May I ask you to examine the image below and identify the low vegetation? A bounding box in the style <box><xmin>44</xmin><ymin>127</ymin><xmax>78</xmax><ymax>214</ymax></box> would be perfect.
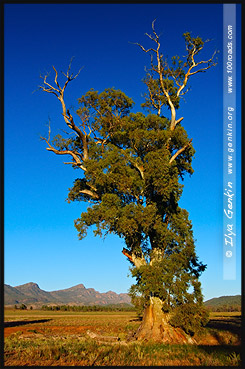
<box><xmin>40</xmin><ymin>304</ymin><xmax>135</xmax><ymax>312</ymax></box>
<box><xmin>4</xmin><ymin>309</ymin><xmax>241</xmax><ymax>366</ymax></box>
<box><xmin>206</xmin><ymin>305</ymin><xmax>241</xmax><ymax>312</ymax></box>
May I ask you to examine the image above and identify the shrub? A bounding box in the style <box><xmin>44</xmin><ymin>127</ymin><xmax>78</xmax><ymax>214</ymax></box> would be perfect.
<box><xmin>169</xmin><ymin>303</ymin><xmax>209</xmax><ymax>336</ymax></box>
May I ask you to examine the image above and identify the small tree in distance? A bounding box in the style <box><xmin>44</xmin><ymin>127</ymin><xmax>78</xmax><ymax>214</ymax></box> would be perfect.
<box><xmin>39</xmin><ymin>21</ymin><xmax>217</xmax><ymax>343</ymax></box>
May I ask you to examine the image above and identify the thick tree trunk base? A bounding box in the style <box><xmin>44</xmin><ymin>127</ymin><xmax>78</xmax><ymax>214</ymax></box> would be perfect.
<box><xmin>136</xmin><ymin>297</ymin><xmax>195</xmax><ymax>344</ymax></box>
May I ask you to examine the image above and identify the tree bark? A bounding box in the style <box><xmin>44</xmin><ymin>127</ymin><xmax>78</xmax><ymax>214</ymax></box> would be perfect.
<box><xmin>136</xmin><ymin>297</ymin><xmax>195</xmax><ymax>344</ymax></box>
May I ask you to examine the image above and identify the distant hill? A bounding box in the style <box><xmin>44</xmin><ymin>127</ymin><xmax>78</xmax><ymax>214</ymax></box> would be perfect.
<box><xmin>204</xmin><ymin>295</ymin><xmax>241</xmax><ymax>311</ymax></box>
<box><xmin>4</xmin><ymin>282</ymin><xmax>131</xmax><ymax>307</ymax></box>
<box><xmin>204</xmin><ymin>295</ymin><xmax>241</xmax><ymax>306</ymax></box>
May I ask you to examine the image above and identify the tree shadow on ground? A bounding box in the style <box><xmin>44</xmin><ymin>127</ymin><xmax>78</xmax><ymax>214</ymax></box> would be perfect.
<box><xmin>198</xmin><ymin>344</ymin><xmax>241</xmax><ymax>354</ymax></box>
<box><xmin>197</xmin><ymin>344</ymin><xmax>242</xmax><ymax>365</ymax></box>
<box><xmin>129</xmin><ymin>317</ymin><xmax>142</xmax><ymax>322</ymax></box>
<box><xmin>206</xmin><ymin>316</ymin><xmax>241</xmax><ymax>335</ymax></box>
<box><xmin>4</xmin><ymin>319</ymin><xmax>52</xmax><ymax>328</ymax></box>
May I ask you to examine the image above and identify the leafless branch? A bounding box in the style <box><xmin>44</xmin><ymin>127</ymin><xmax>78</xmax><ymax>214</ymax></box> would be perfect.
<box><xmin>39</xmin><ymin>73</ymin><xmax>60</xmax><ymax>97</ymax></box>
<box><xmin>176</xmin><ymin>49</ymin><xmax>217</xmax><ymax>98</ymax></box>
<box><xmin>39</xmin><ymin>61</ymin><xmax>90</xmax><ymax>161</ymax></box>
<box><xmin>130</xmin><ymin>41</ymin><xmax>156</xmax><ymax>54</ymax></box>
<box><xmin>78</xmin><ymin>189</ymin><xmax>100</xmax><ymax>200</ymax></box>
<box><xmin>175</xmin><ymin>117</ymin><xmax>184</xmax><ymax>126</ymax></box>
<box><xmin>169</xmin><ymin>139</ymin><xmax>193</xmax><ymax>164</ymax></box>
<box><xmin>40</xmin><ymin>133</ymin><xmax>87</xmax><ymax>172</ymax></box>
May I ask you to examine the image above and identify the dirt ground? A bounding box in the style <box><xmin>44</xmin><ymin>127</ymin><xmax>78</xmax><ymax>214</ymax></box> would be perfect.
<box><xmin>4</xmin><ymin>310</ymin><xmax>241</xmax><ymax>345</ymax></box>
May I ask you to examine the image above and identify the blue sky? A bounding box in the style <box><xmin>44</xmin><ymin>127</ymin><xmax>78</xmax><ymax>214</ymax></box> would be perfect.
<box><xmin>4</xmin><ymin>4</ymin><xmax>241</xmax><ymax>301</ymax></box>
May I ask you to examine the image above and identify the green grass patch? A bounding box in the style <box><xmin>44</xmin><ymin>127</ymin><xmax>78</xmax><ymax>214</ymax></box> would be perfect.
<box><xmin>4</xmin><ymin>336</ymin><xmax>242</xmax><ymax>366</ymax></box>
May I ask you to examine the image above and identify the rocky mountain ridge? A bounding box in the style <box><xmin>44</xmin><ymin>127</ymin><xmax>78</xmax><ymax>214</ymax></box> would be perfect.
<box><xmin>4</xmin><ymin>282</ymin><xmax>131</xmax><ymax>307</ymax></box>
<box><xmin>4</xmin><ymin>282</ymin><xmax>241</xmax><ymax>309</ymax></box>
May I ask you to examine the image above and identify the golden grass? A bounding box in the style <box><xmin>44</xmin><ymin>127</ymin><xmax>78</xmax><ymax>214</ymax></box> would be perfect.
<box><xmin>4</xmin><ymin>309</ymin><xmax>242</xmax><ymax>366</ymax></box>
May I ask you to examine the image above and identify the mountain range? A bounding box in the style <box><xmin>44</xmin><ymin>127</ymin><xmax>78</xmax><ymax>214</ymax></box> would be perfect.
<box><xmin>4</xmin><ymin>282</ymin><xmax>241</xmax><ymax>309</ymax></box>
<box><xmin>4</xmin><ymin>282</ymin><xmax>131</xmax><ymax>307</ymax></box>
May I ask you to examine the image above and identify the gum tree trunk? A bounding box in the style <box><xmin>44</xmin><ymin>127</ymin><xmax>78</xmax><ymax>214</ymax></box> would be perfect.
<box><xmin>123</xmin><ymin>250</ymin><xmax>196</xmax><ymax>344</ymax></box>
<box><xmin>136</xmin><ymin>296</ymin><xmax>195</xmax><ymax>344</ymax></box>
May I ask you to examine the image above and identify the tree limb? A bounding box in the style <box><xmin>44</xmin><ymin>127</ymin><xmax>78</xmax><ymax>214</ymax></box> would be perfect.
<box><xmin>136</xmin><ymin>23</ymin><xmax>177</xmax><ymax>130</ymax></box>
<box><xmin>136</xmin><ymin>23</ymin><xmax>217</xmax><ymax>136</ymax></box>
<box><xmin>79</xmin><ymin>189</ymin><xmax>100</xmax><ymax>199</ymax></box>
<box><xmin>169</xmin><ymin>139</ymin><xmax>193</xmax><ymax>164</ymax></box>
<box><xmin>39</xmin><ymin>62</ymin><xmax>89</xmax><ymax>161</ymax></box>
<box><xmin>175</xmin><ymin>117</ymin><xmax>184</xmax><ymax>126</ymax></box>
<box><xmin>176</xmin><ymin>48</ymin><xmax>217</xmax><ymax>98</ymax></box>
<box><xmin>122</xmin><ymin>248</ymin><xmax>147</xmax><ymax>268</ymax></box>
<box><xmin>40</xmin><ymin>134</ymin><xmax>87</xmax><ymax>172</ymax></box>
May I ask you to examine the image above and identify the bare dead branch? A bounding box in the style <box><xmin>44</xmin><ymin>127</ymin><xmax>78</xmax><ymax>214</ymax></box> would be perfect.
<box><xmin>151</xmin><ymin>19</ymin><xmax>159</xmax><ymax>39</ymax></box>
<box><xmin>40</xmin><ymin>62</ymin><xmax>90</xmax><ymax>162</ymax></box>
<box><xmin>135</xmin><ymin>27</ymin><xmax>176</xmax><ymax>129</ymax></box>
<box><xmin>194</xmin><ymin>50</ymin><xmax>217</xmax><ymax>66</ymax></box>
<box><xmin>169</xmin><ymin>139</ymin><xmax>193</xmax><ymax>164</ymax></box>
<box><xmin>78</xmin><ymin>189</ymin><xmax>100</xmax><ymax>199</ymax></box>
<box><xmin>46</xmin><ymin>147</ymin><xmax>87</xmax><ymax>171</ymax></box>
<box><xmin>145</xmin><ymin>32</ymin><xmax>156</xmax><ymax>43</ymax></box>
<box><xmin>176</xmin><ymin>49</ymin><xmax>217</xmax><ymax>98</ymax></box>
<box><xmin>145</xmin><ymin>19</ymin><xmax>160</xmax><ymax>44</ymax></box>
<box><xmin>130</xmin><ymin>41</ymin><xmax>156</xmax><ymax>54</ymax></box>
<box><xmin>188</xmin><ymin>62</ymin><xmax>216</xmax><ymax>76</ymax></box>
<box><xmin>145</xmin><ymin>27</ymin><xmax>176</xmax><ymax>129</ymax></box>
<box><xmin>40</xmin><ymin>132</ymin><xmax>87</xmax><ymax>172</ymax></box>
<box><xmin>61</xmin><ymin>59</ymin><xmax>83</xmax><ymax>92</ymax></box>
<box><xmin>39</xmin><ymin>74</ymin><xmax>60</xmax><ymax>97</ymax></box>
<box><xmin>175</xmin><ymin>117</ymin><xmax>184</xmax><ymax>126</ymax></box>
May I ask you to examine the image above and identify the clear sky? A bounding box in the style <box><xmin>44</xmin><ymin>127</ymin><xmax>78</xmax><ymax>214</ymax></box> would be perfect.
<box><xmin>4</xmin><ymin>3</ymin><xmax>241</xmax><ymax>301</ymax></box>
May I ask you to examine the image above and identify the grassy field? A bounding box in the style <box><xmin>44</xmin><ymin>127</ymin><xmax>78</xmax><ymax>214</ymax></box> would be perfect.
<box><xmin>4</xmin><ymin>309</ymin><xmax>242</xmax><ymax>366</ymax></box>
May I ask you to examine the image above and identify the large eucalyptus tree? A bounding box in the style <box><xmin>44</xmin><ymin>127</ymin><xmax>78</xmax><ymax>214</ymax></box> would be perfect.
<box><xmin>40</xmin><ymin>22</ymin><xmax>217</xmax><ymax>343</ymax></box>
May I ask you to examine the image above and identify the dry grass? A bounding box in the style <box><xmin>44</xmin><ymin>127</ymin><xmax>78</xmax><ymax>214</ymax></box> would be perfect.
<box><xmin>4</xmin><ymin>309</ymin><xmax>242</xmax><ymax>366</ymax></box>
